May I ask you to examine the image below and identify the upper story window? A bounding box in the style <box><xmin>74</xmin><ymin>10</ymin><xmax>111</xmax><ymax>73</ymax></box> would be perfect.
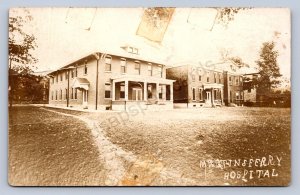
<box><xmin>52</xmin><ymin>77</ymin><xmax>54</xmax><ymax>84</ymax></box>
<box><xmin>235</xmin><ymin>77</ymin><xmax>239</xmax><ymax>85</ymax></box>
<box><xmin>71</xmin><ymin>69</ymin><xmax>74</xmax><ymax>78</ymax></box>
<box><xmin>120</xmin><ymin>58</ymin><xmax>126</xmax><ymax>74</ymax></box>
<box><xmin>134</xmin><ymin>61</ymin><xmax>140</xmax><ymax>75</ymax></box>
<box><xmin>229</xmin><ymin>76</ymin><xmax>232</xmax><ymax>85</ymax></box>
<box><xmin>219</xmin><ymin>73</ymin><xmax>222</xmax><ymax>83</ymax></box>
<box><xmin>206</xmin><ymin>71</ymin><xmax>210</xmax><ymax>83</ymax></box>
<box><xmin>199</xmin><ymin>75</ymin><xmax>202</xmax><ymax>81</ymax></box>
<box><xmin>147</xmin><ymin>64</ymin><xmax>152</xmax><ymax>76</ymax></box>
<box><xmin>84</xmin><ymin>61</ymin><xmax>88</xmax><ymax>75</ymax></box>
<box><xmin>158</xmin><ymin>65</ymin><xmax>163</xmax><ymax>78</ymax></box>
<box><xmin>65</xmin><ymin>72</ymin><xmax>68</xmax><ymax>80</ymax></box>
<box><xmin>192</xmin><ymin>74</ymin><xmax>195</xmax><ymax>81</ymax></box>
<box><xmin>75</xmin><ymin>67</ymin><xmax>78</xmax><ymax>77</ymax></box>
<box><xmin>105</xmin><ymin>56</ymin><xmax>112</xmax><ymax>72</ymax></box>
<box><xmin>60</xmin><ymin>73</ymin><xmax>63</xmax><ymax>81</ymax></box>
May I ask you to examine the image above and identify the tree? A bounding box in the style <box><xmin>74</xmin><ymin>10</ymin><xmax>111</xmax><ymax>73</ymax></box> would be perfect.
<box><xmin>254</xmin><ymin>41</ymin><xmax>282</xmax><ymax>100</ymax></box>
<box><xmin>9</xmin><ymin>9</ymin><xmax>38</xmax><ymax>107</ymax></box>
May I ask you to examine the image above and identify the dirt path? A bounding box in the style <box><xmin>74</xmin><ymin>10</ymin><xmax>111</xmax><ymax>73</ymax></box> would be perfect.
<box><xmin>40</xmin><ymin>107</ymin><xmax>196</xmax><ymax>186</ymax></box>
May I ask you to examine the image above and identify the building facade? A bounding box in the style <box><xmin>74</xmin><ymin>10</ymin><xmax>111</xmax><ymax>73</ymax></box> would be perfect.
<box><xmin>166</xmin><ymin>64</ymin><xmax>244</xmax><ymax>108</ymax></box>
<box><xmin>48</xmin><ymin>48</ymin><xmax>175</xmax><ymax>111</ymax></box>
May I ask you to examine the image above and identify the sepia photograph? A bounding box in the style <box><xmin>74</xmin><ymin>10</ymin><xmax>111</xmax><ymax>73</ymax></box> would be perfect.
<box><xmin>8</xmin><ymin>7</ymin><xmax>291</xmax><ymax>186</ymax></box>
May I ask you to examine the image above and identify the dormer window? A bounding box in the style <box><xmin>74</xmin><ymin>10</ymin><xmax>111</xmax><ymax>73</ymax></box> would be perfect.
<box><xmin>128</xmin><ymin>46</ymin><xmax>139</xmax><ymax>54</ymax></box>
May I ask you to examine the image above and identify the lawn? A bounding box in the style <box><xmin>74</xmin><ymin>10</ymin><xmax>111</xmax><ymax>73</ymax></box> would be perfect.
<box><xmin>85</xmin><ymin>107</ymin><xmax>291</xmax><ymax>186</ymax></box>
<box><xmin>8</xmin><ymin>106</ymin><xmax>106</xmax><ymax>186</ymax></box>
<box><xmin>8</xmin><ymin>106</ymin><xmax>291</xmax><ymax>186</ymax></box>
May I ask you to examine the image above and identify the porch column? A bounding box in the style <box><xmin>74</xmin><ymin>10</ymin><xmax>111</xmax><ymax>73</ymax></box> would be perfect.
<box><xmin>211</xmin><ymin>87</ymin><xmax>214</xmax><ymax>107</ymax></box>
<box><xmin>112</xmin><ymin>80</ymin><xmax>115</xmax><ymax>101</ymax></box>
<box><xmin>125</xmin><ymin>80</ymin><xmax>129</xmax><ymax>101</ymax></box>
<box><xmin>170</xmin><ymin>83</ymin><xmax>173</xmax><ymax>101</ymax></box>
<box><xmin>221</xmin><ymin>87</ymin><xmax>224</xmax><ymax>105</ymax></box>
<box><xmin>144</xmin><ymin>82</ymin><xmax>147</xmax><ymax>101</ymax></box>
<box><xmin>156</xmin><ymin>83</ymin><xmax>159</xmax><ymax>100</ymax></box>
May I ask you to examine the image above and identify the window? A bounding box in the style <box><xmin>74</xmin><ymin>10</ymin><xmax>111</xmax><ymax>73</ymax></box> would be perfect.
<box><xmin>214</xmin><ymin>90</ymin><xmax>217</xmax><ymax>99</ymax></box>
<box><xmin>192</xmin><ymin>88</ymin><xmax>196</xmax><ymax>101</ymax></box>
<box><xmin>192</xmin><ymin>74</ymin><xmax>195</xmax><ymax>81</ymax></box>
<box><xmin>128</xmin><ymin>47</ymin><xmax>138</xmax><ymax>54</ymax></box>
<box><xmin>236</xmin><ymin>92</ymin><xmax>239</xmax><ymax>100</ymax></box>
<box><xmin>71</xmin><ymin>88</ymin><xmax>73</xmax><ymax>99</ymax></box>
<box><xmin>158</xmin><ymin>85</ymin><xmax>163</xmax><ymax>99</ymax></box>
<box><xmin>236</xmin><ymin>77</ymin><xmax>239</xmax><ymax>85</ymax></box>
<box><xmin>148</xmin><ymin>64</ymin><xmax>152</xmax><ymax>76</ymax></box>
<box><xmin>213</xmin><ymin>73</ymin><xmax>216</xmax><ymax>83</ymax></box>
<box><xmin>199</xmin><ymin>75</ymin><xmax>202</xmax><ymax>81</ymax></box>
<box><xmin>60</xmin><ymin>74</ymin><xmax>63</xmax><ymax>81</ymax></box>
<box><xmin>56</xmin><ymin>75</ymin><xmax>58</xmax><ymax>82</ymax></box>
<box><xmin>84</xmin><ymin>62</ymin><xmax>88</xmax><ymax>74</ymax></box>
<box><xmin>199</xmin><ymin>88</ymin><xmax>203</xmax><ymax>100</ymax></box>
<box><xmin>240</xmin><ymin>91</ymin><xmax>243</xmax><ymax>100</ymax></box>
<box><xmin>147</xmin><ymin>85</ymin><xmax>152</xmax><ymax>99</ymax></box>
<box><xmin>134</xmin><ymin>62</ymin><xmax>140</xmax><ymax>75</ymax></box>
<box><xmin>229</xmin><ymin>76</ymin><xmax>232</xmax><ymax>85</ymax></box>
<box><xmin>65</xmin><ymin>72</ymin><xmax>68</xmax><ymax>80</ymax></box>
<box><xmin>60</xmin><ymin>89</ymin><xmax>62</xmax><ymax>100</ymax></box>
<box><xmin>65</xmin><ymin>89</ymin><xmax>68</xmax><ymax>100</ymax></box>
<box><xmin>55</xmin><ymin>90</ymin><xmax>58</xmax><ymax>100</ymax></box>
<box><xmin>248</xmin><ymin>88</ymin><xmax>251</xmax><ymax>93</ymax></box>
<box><xmin>51</xmin><ymin>91</ymin><xmax>54</xmax><ymax>100</ymax></box>
<box><xmin>52</xmin><ymin>77</ymin><xmax>54</xmax><ymax>84</ymax></box>
<box><xmin>105</xmin><ymin>83</ymin><xmax>111</xmax><ymax>98</ymax></box>
<box><xmin>74</xmin><ymin>88</ymin><xmax>77</xmax><ymax>99</ymax></box>
<box><xmin>120</xmin><ymin>83</ymin><xmax>125</xmax><ymax>98</ymax></box>
<box><xmin>75</xmin><ymin>67</ymin><xmax>78</xmax><ymax>77</ymax></box>
<box><xmin>71</xmin><ymin>69</ymin><xmax>74</xmax><ymax>78</ymax></box>
<box><xmin>120</xmin><ymin>59</ymin><xmax>126</xmax><ymax>74</ymax></box>
<box><xmin>105</xmin><ymin>56</ymin><xmax>112</xmax><ymax>71</ymax></box>
<box><xmin>219</xmin><ymin>73</ymin><xmax>222</xmax><ymax>83</ymax></box>
<box><xmin>158</xmin><ymin>65</ymin><xmax>163</xmax><ymax>77</ymax></box>
<box><xmin>206</xmin><ymin>71</ymin><xmax>210</xmax><ymax>83</ymax></box>
<box><xmin>133</xmin><ymin>48</ymin><xmax>139</xmax><ymax>54</ymax></box>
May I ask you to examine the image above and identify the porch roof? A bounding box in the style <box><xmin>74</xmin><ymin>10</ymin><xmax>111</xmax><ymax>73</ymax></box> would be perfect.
<box><xmin>203</xmin><ymin>83</ymin><xmax>224</xmax><ymax>89</ymax></box>
<box><xmin>111</xmin><ymin>74</ymin><xmax>175</xmax><ymax>85</ymax></box>
<box><xmin>72</xmin><ymin>77</ymin><xmax>90</xmax><ymax>90</ymax></box>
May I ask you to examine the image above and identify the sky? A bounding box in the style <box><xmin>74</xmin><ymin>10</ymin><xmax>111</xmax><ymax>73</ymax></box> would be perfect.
<box><xmin>10</xmin><ymin>8</ymin><xmax>291</xmax><ymax>79</ymax></box>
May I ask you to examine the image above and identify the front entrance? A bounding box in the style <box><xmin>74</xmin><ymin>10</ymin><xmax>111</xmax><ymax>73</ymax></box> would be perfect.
<box><xmin>206</xmin><ymin>91</ymin><xmax>211</xmax><ymax>103</ymax></box>
<box><xmin>132</xmin><ymin>88</ymin><xmax>142</xmax><ymax>101</ymax></box>
<box><xmin>82</xmin><ymin>90</ymin><xmax>88</xmax><ymax>107</ymax></box>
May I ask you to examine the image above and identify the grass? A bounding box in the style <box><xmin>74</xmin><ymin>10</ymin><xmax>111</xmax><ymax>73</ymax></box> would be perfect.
<box><xmin>86</xmin><ymin>107</ymin><xmax>291</xmax><ymax>186</ymax></box>
<box><xmin>8</xmin><ymin>106</ymin><xmax>291</xmax><ymax>186</ymax></box>
<box><xmin>8</xmin><ymin>106</ymin><xmax>105</xmax><ymax>186</ymax></box>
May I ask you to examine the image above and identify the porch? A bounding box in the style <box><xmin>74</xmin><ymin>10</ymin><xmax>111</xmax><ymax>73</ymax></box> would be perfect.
<box><xmin>203</xmin><ymin>83</ymin><xmax>224</xmax><ymax>107</ymax></box>
<box><xmin>111</xmin><ymin>75</ymin><xmax>175</xmax><ymax>111</ymax></box>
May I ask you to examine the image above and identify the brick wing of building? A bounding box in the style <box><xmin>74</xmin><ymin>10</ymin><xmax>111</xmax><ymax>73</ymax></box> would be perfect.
<box><xmin>166</xmin><ymin>64</ymin><xmax>244</xmax><ymax>108</ymax></box>
<box><xmin>48</xmin><ymin>47</ymin><xmax>175</xmax><ymax>111</ymax></box>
